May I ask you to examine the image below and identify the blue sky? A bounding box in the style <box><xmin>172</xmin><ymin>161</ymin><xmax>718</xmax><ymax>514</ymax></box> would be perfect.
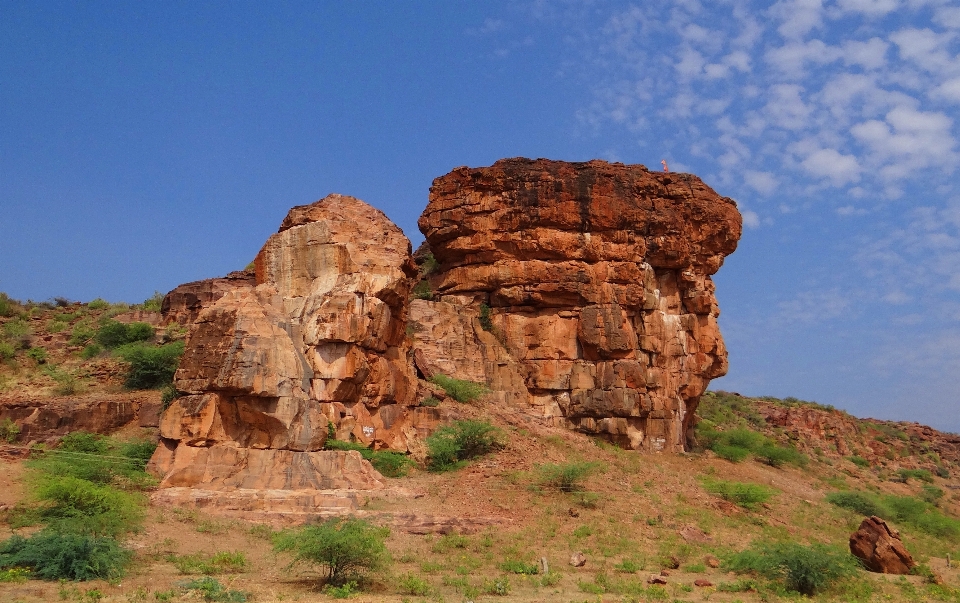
<box><xmin>2</xmin><ymin>1</ymin><xmax>959</xmax><ymax>431</ymax></box>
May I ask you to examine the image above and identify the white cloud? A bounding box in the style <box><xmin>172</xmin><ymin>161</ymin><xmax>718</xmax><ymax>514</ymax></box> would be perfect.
<box><xmin>889</xmin><ymin>28</ymin><xmax>958</xmax><ymax>74</ymax></box>
<box><xmin>800</xmin><ymin>148</ymin><xmax>862</xmax><ymax>185</ymax></box>
<box><xmin>852</xmin><ymin>106</ymin><xmax>957</xmax><ymax>177</ymax></box>
<box><xmin>770</xmin><ymin>0</ymin><xmax>825</xmax><ymax>39</ymax></box>
<box><xmin>934</xmin><ymin>6</ymin><xmax>960</xmax><ymax>29</ymax></box>
<box><xmin>841</xmin><ymin>37</ymin><xmax>889</xmax><ymax>69</ymax></box>
<box><xmin>766</xmin><ymin>39</ymin><xmax>842</xmax><ymax>76</ymax></box>
<box><xmin>742</xmin><ymin>209</ymin><xmax>761</xmax><ymax>228</ymax></box>
<box><xmin>837</xmin><ymin>0</ymin><xmax>900</xmax><ymax>17</ymax></box>
<box><xmin>932</xmin><ymin>77</ymin><xmax>960</xmax><ymax>103</ymax></box>
<box><xmin>777</xmin><ymin>289</ymin><xmax>851</xmax><ymax>323</ymax></box>
<box><xmin>764</xmin><ymin>84</ymin><xmax>813</xmax><ymax>130</ymax></box>
<box><xmin>675</xmin><ymin>47</ymin><xmax>706</xmax><ymax>77</ymax></box>
<box><xmin>744</xmin><ymin>170</ymin><xmax>779</xmax><ymax>194</ymax></box>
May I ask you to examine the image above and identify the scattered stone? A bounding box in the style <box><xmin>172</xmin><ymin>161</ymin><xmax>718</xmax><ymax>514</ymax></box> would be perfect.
<box><xmin>849</xmin><ymin>516</ymin><xmax>916</xmax><ymax>574</ymax></box>
<box><xmin>568</xmin><ymin>508</ymin><xmax>580</xmax><ymax>518</ymax></box>
<box><xmin>648</xmin><ymin>575</ymin><xmax>668</xmax><ymax>585</ymax></box>
<box><xmin>660</xmin><ymin>570</ymin><xmax>670</xmax><ymax>577</ymax></box>
<box><xmin>570</xmin><ymin>552</ymin><xmax>587</xmax><ymax>567</ymax></box>
<box><xmin>679</xmin><ymin>525</ymin><xmax>711</xmax><ymax>543</ymax></box>
<box><xmin>664</xmin><ymin>555</ymin><xmax>681</xmax><ymax>570</ymax></box>
<box><xmin>694</xmin><ymin>579</ymin><xmax>713</xmax><ymax>587</ymax></box>
<box><xmin>704</xmin><ymin>555</ymin><xmax>720</xmax><ymax>568</ymax></box>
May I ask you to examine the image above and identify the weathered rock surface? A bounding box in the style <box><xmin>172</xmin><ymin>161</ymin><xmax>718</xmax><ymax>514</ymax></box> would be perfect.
<box><xmin>416</xmin><ymin>158</ymin><xmax>741</xmax><ymax>451</ymax></box>
<box><xmin>849</xmin><ymin>516</ymin><xmax>916</xmax><ymax>574</ymax></box>
<box><xmin>161</xmin><ymin>270</ymin><xmax>256</xmax><ymax>326</ymax></box>
<box><xmin>152</xmin><ymin>194</ymin><xmax>433</xmax><ymax>490</ymax></box>
<box><xmin>0</xmin><ymin>392</ymin><xmax>157</xmax><ymax>441</ymax></box>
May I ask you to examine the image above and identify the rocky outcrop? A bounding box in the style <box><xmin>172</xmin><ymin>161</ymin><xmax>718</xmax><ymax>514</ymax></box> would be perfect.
<box><xmin>161</xmin><ymin>270</ymin><xmax>257</xmax><ymax>326</ymax></box>
<box><xmin>849</xmin><ymin>516</ymin><xmax>916</xmax><ymax>574</ymax></box>
<box><xmin>415</xmin><ymin>158</ymin><xmax>741</xmax><ymax>451</ymax></box>
<box><xmin>151</xmin><ymin>194</ymin><xmax>431</xmax><ymax>490</ymax></box>
<box><xmin>0</xmin><ymin>392</ymin><xmax>158</xmax><ymax>441</ymax></box>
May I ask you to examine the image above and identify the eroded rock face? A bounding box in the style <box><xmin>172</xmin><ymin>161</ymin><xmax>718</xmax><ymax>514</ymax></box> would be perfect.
<box><xmin>151</xmin><ymin>194</ymin><xmax>426</xmax><ymax>489</ymax></box>
<box><xmin>416</xmin><ymin>158</ymin><xmax>741</xmax><ymax>451</ymax></box>
<box><xmin>161</xmin><ymin>270</ymin><xmax>257</xmax><ymax>326</ymax></box>
<box><xmin>850</xmin><ymin>516</ymin><xmax>916</xmax><ymax>574</ymax></box>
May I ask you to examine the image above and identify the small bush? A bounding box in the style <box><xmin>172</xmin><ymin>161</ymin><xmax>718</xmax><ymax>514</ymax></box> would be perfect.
<box><xmin>0</xmin><ymin>532</ymin><xmax>131</xmax><ymax>581</ymax></box>
<box><xmin>897</xmin><ymin>468</ymin><xmax>934</xmax><ymax>483</ymax></box>
<box><xmin>701</xmin><ymin>478</ymin><xmax>775</xmax><ymax>510</ymax></box>
<box><xmin>141</xmin><ymin>292</ymin><xmax>164</xmax><ymax>312</ymax></box>
<box><xmin>614</xmin><ymin>558</ymin><xmax>642</xmax><ymax>573</ymax></box>
<box><xmin>79</xmin><ymin>343</ymin><xmax>102</xmax><ymax>359</ymax></box>
<box><xmin>273</xmin><ymin>517</ymin><xmax>390</xmax><ymax>586</ymax></box>
<box><xmin>756</xmin><ymin>443</ymin><xmax>807</xmax><ymax>468</ymax></box>
<box><xmin>69</xmin><ymin>322</ymin><xmax>97</xmax><ymax>346</ymax></box>
<box><xmin>60</xmin><ymin>432</ymin><xmax>109</xmax><ymax>454</ymax></box>
<box><xmin>323</xmin><ymin>581</ymin><xmax>359</xmax><ymax>598</ymax></box>
<box><xmin>87</xmin><ymin>299</ymin><xmax>110</xmax><ymax>310</ymax></box>
<box><xmin>32</xmin><ymin>475</ymin><xmax>145</xmax><ymax>537</ymax></box>
<box><xmin>95</xmin><ymin>320</ymin><xmax>154</xmax><ymax>349</ymax></box>
<box><xmin>0</xmin><ymin>293</ymin><xmax>17</xmax><ymax>317</ymax></box>
<box><xmin>412</xmin><ymin>281</ymin><xmax>432</xmax><ymax>300</ymax></box>
<box><xmin>848</xmin><ymin>456</ymin><xmax>871</xmax><ymax>468</ymax></box>
<box><xmin>0</xmin><ymin>567</ymin><xmax>30</xmax><ymax>582</ymax></box>
<box><xmin>426</xmin><ymin>420</ymin><xmax>504</xmax><ymax>472</ymax></box>
<box><xmin>921</xmin><ymin>484</ymin><xmax>945</xmax><ymax>504</ymax></box>
<box><xmin>479</xmin><ymin>303</ymin><xmax>494</xmax><ymax>332</ymax></box>
<box><xmin>420</xmin><ymin>396</ymin><xmax>440</xmax><ymax>407</ymax></box>
<box><xmin>397</xmin><ymin>573</ymin><xmax>431</xmax><ymax>595</ymax></box>
<box><xmin>713</xmin><ymin>443</ymin><xmax>751</xmax><ymax>463</ymax></box>
<box><xmin>726</xmin><ymin>542</ymin><xmax>858</xmax><ymax>595</ymax></box>
<box><xmin>535</xmin><ymin>461</ymin><xmax>598</xmax><ymax>492</ymax></box>
<box><xmin>43</xmin><ymin>365</ymin><xmax>80</xmax><ymax>395</ymax></box>
<box><xmin>0</xmin><ymin>418</ymin><xmax>20</xmax><ymax>443</ymax></box>
<box><xmin>483</xmin><ymin>576</ymin><xmax>511</xmax><ymax>596</ymax></box>
<box><xmin>0</xmin><ymin>342</ymin><xmax>15</xmax><ymax>361</ymax></box>
<box><xmin>181</xmin><ymin>576</ymin><xmax>248</xmax><ymax>602</ymax></box>
<box><xmin>429</xmin><ymin>374</ymin><xmax>487</xmax><ymax>403</ymax></box>
<box><xmin>26</xmin><ymin>347</ymin><xmax>47</xmax><ymax>364</ymax></box>
<box><xmin>116</xmin><ymin>341</ymin><xmax>184</xmax><ymax>389</ymax></box>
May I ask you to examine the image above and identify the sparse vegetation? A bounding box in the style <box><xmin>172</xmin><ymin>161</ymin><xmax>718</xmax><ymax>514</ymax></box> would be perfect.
<box><xmin>535</xmin><ymin>461</ymin><xmax>599</xmax><ymax>492</ymax></box>
<box><xmin>181</xmin><ymin>576</ymin><xmax>248</xmax><ymax>602</ymax></box>
<box><xmin>170</xmin><ymin>551</ymin><xmax>247</xmax><ymax>574</ymax></box>
<box><xmin>827</xmin><ymin>490</ymin><xmax>960</xmax><ymax>539</ymax></box>
<box><xmin>0</xmin><ymin>418</ymin><xmax>20</xmax><ymax>443</ymax></box>
<box><xmin>273</xmin><ymin>517</ymin><xmax>390</xmax><ymax>586</ymax></box>
<box><xmin>429</xmin><ymin>374</ymin><xmax>487</xmax><ymax>403</ymax></box>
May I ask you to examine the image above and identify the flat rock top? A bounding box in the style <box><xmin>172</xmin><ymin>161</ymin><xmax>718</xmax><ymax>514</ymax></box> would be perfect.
<box><xmin>420</xmin><ymin>157</ymin><xmax>742</xmax><ymax>272</ymax></box>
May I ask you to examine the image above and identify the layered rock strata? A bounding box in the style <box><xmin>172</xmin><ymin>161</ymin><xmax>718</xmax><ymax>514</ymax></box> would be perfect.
<box><xmin>416</xmin><ymin>158</ymin><xmax>741</xmax><ymax>451</ymax></box>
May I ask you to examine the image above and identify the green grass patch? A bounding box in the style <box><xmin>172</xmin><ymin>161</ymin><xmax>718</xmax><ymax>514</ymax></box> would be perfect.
<box><xmin>170</xmin><ymin>551</ymin><xmax>247</xmax><ymax>574</ymax></box>
<box><xmin>827</xmin><ymin>490</ymin><xmax>960</xmax><ymax>539</ymax></box>
<box><xmin>700</xmin><ymin>477</ymin><xmax>775</xmax><ymax>510</ymax></box>
<box><xmin>534</xmin><ymin>461</ymin><xmax>599</xmax><ymax>492</ymax></box>
<box><xmin>429</xmin><ymin>374</ymin><xmax>487</xmax><ymax>403</ymax></box>
<box><xmin>181</xmin><ymin>576</ymin><xmax>248</xmax><ymax>602</ymax></box>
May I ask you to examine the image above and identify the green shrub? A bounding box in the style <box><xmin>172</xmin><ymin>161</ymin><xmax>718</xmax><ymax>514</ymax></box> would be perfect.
<box><xmin>32</xmin><ymin>475</ymin><xmax>145</xmax><ymax>537</ymax></box>
<box><xmin>273</xmin><ymin>517</ymin><xmax>390</xmax><ymax>586</ymax></box>
<box><xmin>87</xmin><ymin>299</ymin><xmax>110</xmax><ymax>310</ymax></box>
<box><xmin>426</xmin><ymin>419</ymin><xmax>504</xmax><ymax>472</ymax></box>
<box><xmin>26</xmin><ymin>347</ymin><xmax>47</xmax><ymax>364</ymax></box>
<box><xmin>0</xmin><ymin>341</ymin><xmax>15</xmax><ymax>361</ymax></box>
<box><xmin>614</xmin><ymin>558</ymin><xmax>642</xmax><ymax>573</ymax></box>
<box><xmin>181</xmin><ymin>576</ymin><xmax>248</xmax><ymax>602</ymax></box>
<box><xmin>412</xmin><ymin>281</ymin><xmax>432</xmax><ymax>300</ymax></box>
<box><xmin>323</xmin><ymin>439</ymin><xmax>414</xmax><ymax>478</ymax></box>
<box><xmin>500</xmin><ymin>560</ymin><xmax>539</xmax><ymax>574</ymax></box>
<box><xmin>322</xmin><ymin>581</ymin><xmax>359</xmax><ymax>598</ymax></box>
<box><xmin>479</xmin><ymin>303</ymin><xmax>494</xmax><ymax>332</ymax></box>
<box><xmin>897</xmin><ymin>468</ymin><xmax>934</xmax><ymax>483</ymax></box>
<box><xmin>535</xmin><ymin>461</ymin><xmax>598</xmax><ymax>492</ymax></box>
<box><xmin>420</xmin><ymin>396</ymin><xmax>440</xmax><ymax>407</ymax></box>
<box><xmin>848</xmin><ymin>456</ymin><xmax>871</xmax><ymax>468</ymax></box>
<box><xmin>700</xmin><ymin>478</ymin><xmax>775</xmax><ymax>510</ymax></box>
<box><xmin>826</xmin><ymin>491</ymin><xmax>889</xmax><ymax>517</ymax></box>
<box><xmin>171</xmin><ymin>551</ymin><xmax>247</xmax><ymax>574</ymax></box>
<box><xmin>0</xmin><ymin>532</ymin><xmax>131</xmax><ymax>581</ymax></box>
<box><xmin>116</xmin><ymin>341</ymin><xmax>184</xmax><ymax>389</ymax></box>
<box><xmin>42</xmin><ymin>365</ymin><xmax>80</xmax><ymax>395</ymax></box>
<box><xmin>921</xmin><ymin>485</ymin><xmax>945</xmax><ymax>504</ymax></box>
<box><xmin>80</xmin><ymin>343</ymin><xmax>102</xmax><ymax>359</ymax></box>
<box><xmin>397</xmin><ymin>573</ymin><xmax>432</xmax><ymax>595</ymax></box>
<box><xmin>95</xmin><ymin>320</ymin><xmax>154</xmax><ymax>349</ymax></box>
<box><xmin>713</xmin><ymin>443</ymin><xmax>751</xmax><ymax>463</ymax></box>
<box><xmin>60</xmin><ymin>431</ymin><xmax>109</xmax><ymax>454</ymax></box>
<box><xmin>0</xmin><ymin>293</ymin><xmax>17</xmax><ymax>317</ymax></box>
<box><xmin>0</xmin><ymin>418</ymin><xmax>19</xmax><ymax>443</ymax></box>
<box><xmin>429</xmin><ymin>374</ymin><xmax>487</xmax><ymax>403</ymax></box>
<box><xmin>69</xmin><ymin>322</ymin><xmax>97</xmax><ymax>346</ymax></box>
<box><xmin>0</xmin><ymin>567</ymin><xmax>30</xmax><ymax>582</ymax></box>
<box><xmin>726</xmin><ymin>542</ymin><xmax>859</xmax><ymax>595</ymax></box>
<box><xmin>2</xmin><ymin>319</ymin><xmax>31</xmax><ymax>348</ymax></box>
<box><xmin>141</xmin><ymin>291</ymin><xmax>164</xmax><ymax>312</ymax></box>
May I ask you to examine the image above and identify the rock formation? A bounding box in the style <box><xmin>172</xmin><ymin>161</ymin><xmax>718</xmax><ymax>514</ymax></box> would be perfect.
<box><xmin>849</xmin><ymin>516</ymin><xmax>916</xmax><ymax>574</ymax></box>
<box><xmin>151</xmin><ymin>158</ymin><xmax>741</xmax><ymax>493</ymax></box>
<box><xmin>415</xmin><ymin>158</ymin><xmax>741</xmax><ymax>451</ymax></box>
<box><xmin>151</xmin><ymin>194</ymin><xmax>438</xmax><ymax>490</ymax></box>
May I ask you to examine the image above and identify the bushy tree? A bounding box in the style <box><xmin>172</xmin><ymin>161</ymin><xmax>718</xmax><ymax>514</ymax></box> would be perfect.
<box><xmin>273</xmin><ymin>517</ymin><xmax>390</xmax><ymax>586</ymax></box>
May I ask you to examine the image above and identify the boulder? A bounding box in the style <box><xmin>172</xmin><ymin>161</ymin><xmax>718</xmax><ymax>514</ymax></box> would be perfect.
<box><xmin>849</xmin><ymin>516</ymin><xmax>916</xmax><ymax>574</ymax></box>
<box><xmin>416</xmin><ymin>158</ymin><xmax>741</xmax><ymax>451</ymax></box>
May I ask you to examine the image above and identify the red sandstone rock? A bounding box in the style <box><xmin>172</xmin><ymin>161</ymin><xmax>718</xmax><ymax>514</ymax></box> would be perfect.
<box><xmin>849</xmin><ymin>516</ymin><xmax>916</xmax><ymax>574</ymax></box>
<box><xmin>161</xmin><ymin>270</ymin><xmax>256</xmax><ymax>325</ymax></box>
<box><xmin>416</xmin><ymin>158</ymin><xmax>741</xmax><ymax>451</ymax></box>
